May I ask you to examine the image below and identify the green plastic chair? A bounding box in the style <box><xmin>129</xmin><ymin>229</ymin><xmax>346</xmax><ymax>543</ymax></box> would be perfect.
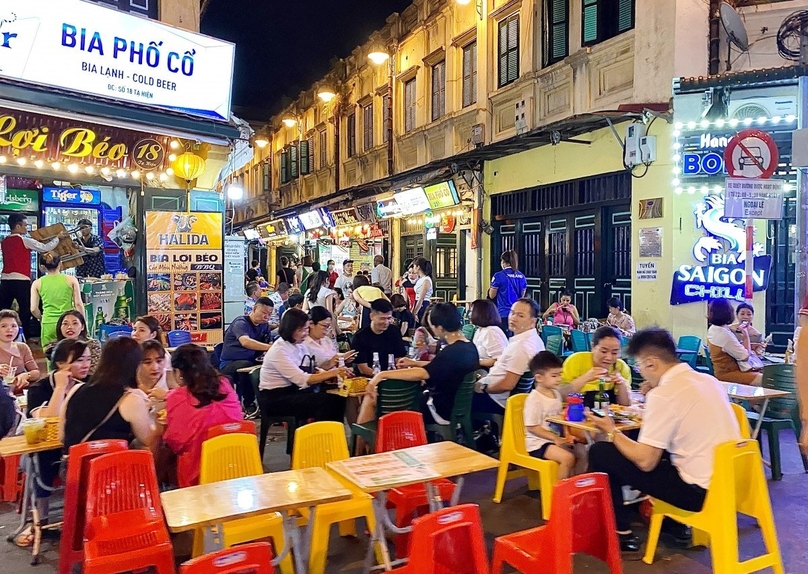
<box><xmin>570</xmin><ymin>329</ymin><xmax>591</xmax><ymax>352</ymax></box>
<box><xmin>540</xmin><ymin>325</ymin><xmax>563</xmax><ymax>346</ymax></box>
<box><xmin>350</xmin><ymin>379</ymin><xmax>422</xmax><ymax>454</ymax></box>
<box><xmin>461</xmin><ymin>323</ymin><xmax>477</xmax><ymax>341</ymax></box>
<box><xmin>676</xmin><ymin>336</ymin><xmax>702</xmax><ymax>369</ymax></box>
<box><xmin>546</xmin><ymin>334</ymin><xmax>563</xmax><ymax>358</ymax></box>
<box><xmin>696</xmin><ymin>344</ymin><xmax>715</xmax><ymax>375</ymax></box>
<box><xmin>746</xmin><ymin>364</ymin><xmax>808</xmax><ymax>480</ymax></box>
<box><xmin>426</xmin><ymin>372</ymin><xmax>477</xmax><ymax>447</ymax></box>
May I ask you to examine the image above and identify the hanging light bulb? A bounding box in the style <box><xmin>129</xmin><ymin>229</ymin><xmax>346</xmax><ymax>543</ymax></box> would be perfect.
<box><xmin>159</xmin><ymin>172</ymin><xmax>168</xmax><ymax>182</ymax></box>
<box><xmin>131</xmin><ymin>170</ymin><xmax>140</xmax><ymax>179</ymax></box>
<box><xmin>16</xmin><ymin>157</ymin><xmax>26</xmax><ymax>166</ymax></box>
<box><xmin>33</xmin><ymin>159</ymin><xmax>43</xmax><ymax>168</ymax></box>
<box><xmin>84</xmin><ymin>165</ymin><xmax>95</xmax><ymax>174</ymax></box>
<box><xmin>116</xmin><ymin>169</ymin><xmax>126</xmax><ymax>178</ymax></box>
<box><xmin>166</xmin><ymin>167</ymin><xmax>174</xmax><ymax>176</ymax></box>
<box><xmin>51</xmin><ymin>161</ymin><xmax>61</xmax><ymax>171</ymax></box>
<box><xmin>0</xmin><ymin>156</ymin><xmax>6</xmax><ymax>164</ymax></box>
<box><xmin>100</xmin><ymin>167</ymin><xmax>111</xmax><ymax>176</ymax></box>
<box><xmin>146</xmin><ymin>171</ymin><xmax>155</xmax><ymax>180</ymax></box>
<box><xmin>68</xmin><ymin>163</ymin><xmax>79</xmax><ymax>173</ymax></box>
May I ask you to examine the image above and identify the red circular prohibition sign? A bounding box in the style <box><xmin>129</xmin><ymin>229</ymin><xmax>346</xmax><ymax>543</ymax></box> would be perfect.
<box><xmin>723</xmin><ymin>129</ymin><xmax>779</xmax><ymax>179</ymax></box>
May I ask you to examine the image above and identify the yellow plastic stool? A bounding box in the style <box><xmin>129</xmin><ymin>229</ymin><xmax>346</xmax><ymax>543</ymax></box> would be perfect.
<box><xmin>492</xmin><ymin>393</ymin><xmax>559</xmax><ymax>520</ymax></box>
<box><xmin>643</xmin><ymin>440</ymin><xmax>784</xmax><ymax>574</ymax></box>
<box><xmin>291</xmin><ymin>421</ymin><xmax>382</xmax><ymax>574</ymax></box>
<box><xmin>193</xmin><ymin>434</ymin><xmax>294</xmax><ymax>574</ymax></box>
<box><xmin>730</xmin><ymin>403</ymin><xmax>751</xmax><ymax>439</ymax></box>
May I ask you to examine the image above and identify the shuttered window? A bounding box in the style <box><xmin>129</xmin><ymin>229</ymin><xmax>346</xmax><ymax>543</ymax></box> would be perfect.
<box><xmin>346</xmin><ymin>112</ymin><xmax>356</xmax><ymax>158</ymax></box>
<box><xmin>544</xmin><ymin>0</ymin><xmax>568</xmax><ymax>67</ymax></box>
<box><xmin>280</xmin><ymin>150</ymin><xmax>289</xmax><ymax>184</ymax></box>
<box><xmin>262</xmin><ymin>161</ymin><xmax>271</xmax><ymax>191</ymax></box>
<box><xmin>318</xmin><ymin>129</ymin><xmax>327</xmax><ymax>168</ymax></box>
<box><xmin>431</xmin><ymin>60</ymin><xmax>446</xmax><ymax>122</ymax></box>
<box><xmin>289</xmin><ymin>143</ymin><xmax>299</xmax><ymax>179</ymax></box>
<box><xmin>404</xmin><ymin>78</ymin><xmax>417</xmax><ymax>133</ymax></box>
<box><xmin>300</xmin><ymin>137</ymin><xmax>313</xmax><ymax>175</ymax></box>
<box><xmin>498</xmin><ymin>14</ymin><xmax>519</xmax><ymax>88</ymax></box>
<box><xmin>582</xmin><ymin>0</ymin><xmax>635</xmax><ymax>46</ymax></box>
<box><xmin>382</xmin><ymin>93</ymin><xmax>391</xmax><ymax>143</ymax></box>
<box><xmin>462</xmin><ymin>42</ymin><xmax>477</xmax><ymax>108</ymax></box>
<box><xmin>363</xmin><ymin>103</ymin><xmax>374</xmax><ymax>151</ymax></box>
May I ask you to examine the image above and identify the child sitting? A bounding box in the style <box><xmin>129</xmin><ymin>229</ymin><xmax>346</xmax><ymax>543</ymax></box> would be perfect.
<box><xmin>524</xmin><ymin>351</ymin><xmax>578</xmax><ymax>479</ymax></box>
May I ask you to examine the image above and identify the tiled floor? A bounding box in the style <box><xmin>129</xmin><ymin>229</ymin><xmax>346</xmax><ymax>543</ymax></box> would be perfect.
<box><xmin>1</xmin><ymin>425</ymin><xmax>806</xmax><ymax>573</ymax></box>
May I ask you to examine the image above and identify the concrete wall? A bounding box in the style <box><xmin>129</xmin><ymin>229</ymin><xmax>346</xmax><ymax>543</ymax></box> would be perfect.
<box><xmin>160</xmin><ymin>0</ymin><xmax>200</xmax><ymax>32</ymax></box>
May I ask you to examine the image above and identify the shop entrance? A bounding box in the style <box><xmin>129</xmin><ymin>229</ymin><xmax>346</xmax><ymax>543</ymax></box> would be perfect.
<box><xmin>492</xmin><ymin>172</ymin><xmax>632</xmax><ymax>319</ymax></box>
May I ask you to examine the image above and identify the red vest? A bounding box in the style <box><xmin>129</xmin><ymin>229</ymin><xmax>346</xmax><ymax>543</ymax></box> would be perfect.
<box><xmin>1</xmin><ymin>235</ymin><xmax>31</xmax><ymax>278</ymax></box>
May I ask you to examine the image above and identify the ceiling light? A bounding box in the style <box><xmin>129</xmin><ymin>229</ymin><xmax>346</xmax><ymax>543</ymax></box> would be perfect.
<box><xmin>0</xmin><ymin>156</ymin><xmax>6</xmax><ymax>164</ymax></box>
<box><xmin>33</xmin><ymin>159</ymin><xmax>43</xmax><ymax>168</ymax></box>
<box><xmin>51</xmin><ymin>161</ymin><xmax>61</xmax><ymax>170</ymax></box>
<box><xmin>159</xmin><ymin>172</ymin><xmax>168</xmax><ymax>182</ymax></box>
<box><xmin>254</xmin><ymin>136</ymin><xmax>269</xmax><ymax>148</ymax></box>
<box><xmin>170</xmin><ymin>140</ymin><xmax>181</xmax><ymax>149</ymax></box>
<box><xmin>146</xmin><ymin>172</ymin><xmax>155</xmax><ymax>180</ymax></box>
<box><xmin>368</xmin><ymin>50</ymin><xmax>390</xmax><ymax>65</ymax></box>
<box><xmin>131</xmin><ymin>170</ymin><xmax>140</xmax><ymax>179</ymax></box>
<box><xmin>100</xmin><ymin>167</ymin><xmax>111</xmax><ymax>176</ymax></box>
<box><xmin>166</xmin><ymin>167</ymin><xmax>174</xmax><ymax>176</ymax></box>
<box><xmin>68</xmin><ymin>163</ymin><xmax>79</xmax><ymax>173</ymax></box>
<box><xmin>168</xmin><ymin>153</ymin><xmax>177</xmax><ymax>162</ymax></box>
<box><xmin>84</xmin><ymin>165</ymin><xmax>94</xmax><ymax>174</ymax></box>
<box><xmin>282</xmin><ymin>117</ymin><xmax>297</xmax><ymax>128</ymax></box>
<box><xmin>317</xmin><ymin>89</ymin><xmax>336</xmax><ymax>103</ymax></box>
<box><xmin>116</xmin><ymin>169</ymin><xmax>126</xmax><ymax>178</ymax></box>
<box><xmin>16</xmin><ymin>157</ymin><xmax>26</xmax><ymax>166</ymax></box>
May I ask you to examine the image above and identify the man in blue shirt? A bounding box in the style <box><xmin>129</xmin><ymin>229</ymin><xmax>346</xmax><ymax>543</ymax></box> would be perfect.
<box><xmin>220</xmin><ymin>297</ymin><xmax>273</xmax><ymax>417</ymax></box>
<box><xmin>244</xmin><ymin>282</ymin><xmax>261</xmax><ymax>315</ymax></box>
<box><xmin>488</xmin><ymin>250</ymin><xmax>527</xmax><ymax>332</ymax></box>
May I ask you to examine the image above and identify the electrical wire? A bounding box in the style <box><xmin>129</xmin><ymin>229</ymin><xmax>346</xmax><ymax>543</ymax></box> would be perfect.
<box><xmin>777</xmin><ymin>11</ymin><xmax>808</xmax><ymax>62</ymax></box>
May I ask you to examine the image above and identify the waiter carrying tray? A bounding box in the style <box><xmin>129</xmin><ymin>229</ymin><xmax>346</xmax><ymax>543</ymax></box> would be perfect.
<box><xmin>0</xmin><ymin>214</ymin><xmax>60</xmax><ymax>335</ymax></box>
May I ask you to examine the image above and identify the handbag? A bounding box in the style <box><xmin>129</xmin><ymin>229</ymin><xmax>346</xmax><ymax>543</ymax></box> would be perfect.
<box><xmin>739</xmin><ymin>353</ymin><xmax>764</xmax><ymax>372</ymax></box>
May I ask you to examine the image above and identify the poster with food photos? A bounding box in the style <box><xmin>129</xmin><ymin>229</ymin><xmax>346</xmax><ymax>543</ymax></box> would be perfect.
<box><xmin>145</xmin><ymin>211</ymin><xmax>224</xmax><ymax>344</ymax></box>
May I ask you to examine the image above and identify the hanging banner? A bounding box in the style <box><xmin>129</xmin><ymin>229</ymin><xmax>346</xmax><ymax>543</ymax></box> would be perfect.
<box><xmin>145</xmin><ymin>212</ymin><xmax>224</xmax><ymax>344</ymax></box>
<box><xmin>0</xmin><ymin>0</ymin><xmax>234</xmax><ymax>120</ymax></box>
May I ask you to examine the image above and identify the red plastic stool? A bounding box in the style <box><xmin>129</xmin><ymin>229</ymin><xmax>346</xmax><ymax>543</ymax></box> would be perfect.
<box><xmin>180</xmin><ymin>542</ymin><xmax>276</xmax><ymax>574</ymax></box>
<box><xmin>1</xmin><ymin>454</ymin><xmax>22</xmax><ymax>502</ymax></box>
<box><xmin>389</xmin><ymin>504</ymin><xmax>489</xmax><ymax>573</ymax></box>
<box><xmin>492</xmin><ymin>473</ymin><xmax>623</xmax><ymax>574</ymax></box>
<box><xmin>58</xmin><ymin>440</ymin><xmax>129</xmax><ymax>574</ymax></box>
<box><xmin>83</xmin><ymin>450</ymin><xmax>175</xmax><ymax>574</ymax></box>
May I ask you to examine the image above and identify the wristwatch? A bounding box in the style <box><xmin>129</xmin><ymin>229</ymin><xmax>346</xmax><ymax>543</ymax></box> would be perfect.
<box><xmin>606</xmin><ymin>429</ymin><xmax>621</xmax><ymax>443</ymax></box>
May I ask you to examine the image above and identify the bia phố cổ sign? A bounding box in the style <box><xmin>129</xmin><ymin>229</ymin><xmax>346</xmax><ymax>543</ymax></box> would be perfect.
<box><xmin>0</xmin><ymin>0</ymin><xmax>234</xmax><ymax>120</ymax></box>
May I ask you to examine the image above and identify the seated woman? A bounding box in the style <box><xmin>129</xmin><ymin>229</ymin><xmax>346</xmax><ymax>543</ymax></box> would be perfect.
<box><xmin>0</xmin><ymin>309</ymin><xmax>40</xmax><ymax>394</ymax></box>
<box><xmin>137</xmin><ymin>340</ymin><xmax>171</xmax><ymax>408</ymax></box>
<box><xmin>469</xmin><ymin>299</ymin><xmax>508</xmax><ymax>369</ymax></box>
<box><xmin>390</xmin><ymin>294</ymin><xmax>415</xmax><ymax>337</ymax></box>
<box><xmin>163</xmin><ymin>344</ymin><xmax>242</xmax><ymax>486</ymax></box>
<box><xmin>359</xmin><ymin>303</ymin><xmax>479</xmax><ymax>427</ymax></box>
<box><xmin>732</xmin><ymin>302</ymin><xmax>766</xmax><ymax>355</ymax></box>
<box><xmin>16</xmin><ymin>339</ymin><xmax>91</xmax><ymax>547</ymax></box>
<box><xmin>61</xmin><ymin>337</ymin><xmax>161</xmax><ymax>452</ymax></box>
<box><xmin>258</xmin><ymin>308</ymin><xmax>350</xmax><ymax>423</ymax></box>
<box><xmin>411</xmin><ymin>305</ymin><xmax>439</xmax><ymax>361</ymax></box>
<box><xmin>352</xmin><ymin>274</ymin><xmax>388</xmax><ymax>330</ymax></box>
<box><xmin>707</xmin><ymin>298</ymin><xmax>762</xmax><ymax>386</ymax></box>
<box><xmin>132</xmin><ymin>315</ymin><xmax>176</xmax><ymax>390</ymax></box>
<box><xmin>305</xmin><ymin>306</ymin><xmax>356</xmax><ymax>368</ymax></box>
<box><xmin>605</xmin><ymin>297</ymin><xmax>636</xmax><ymax>337</ymax></box>
<box><xmin>560</xmin><ymin>326</ymin><xmax>632</xmax><ymax>409</ymax></box>
<box><xmin>45</xmin><ymin>311</ymin><xmax>102</xmax><ymax>376</ymax></box>
<box><xmin>542</xmin><ymin>289</ymin><xmax>580</xmax><ymax>329</ymax></box>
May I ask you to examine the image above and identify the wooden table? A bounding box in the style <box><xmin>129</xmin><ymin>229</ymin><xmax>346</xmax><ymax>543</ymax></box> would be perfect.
<box><xmin>328</xmin><ymin>442</ymin><xmax>497</xmax><ymax>572</ymax></box>
<box><xmin>546</xmin><ymin>413</ymin><xmax>641</xmax><ymax>445</ymax></box>
<box><xmin>160</xmin><ymin>467</ymin><xmax>352</xmax><ymax>574</ymax></box>
<box><xmin>722</xmin><ymin>382</ymin><xmax>791</xmax><ymax>440</ymax></box>
<box><xmin>0</xmin><ymin>436</ymin><xmax>64</xmax><ymax>565</ymax></box>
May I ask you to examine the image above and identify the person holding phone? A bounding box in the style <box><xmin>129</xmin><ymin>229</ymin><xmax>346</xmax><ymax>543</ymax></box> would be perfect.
<box><xmin>731</xmin><ymin>302</ymin><xmax>766</xmax><ymax>355</ymax></box>
<box><xmin>543</xmin><ymin>289</ymin><xmax>580</xmax><ymax>328</ymax></box>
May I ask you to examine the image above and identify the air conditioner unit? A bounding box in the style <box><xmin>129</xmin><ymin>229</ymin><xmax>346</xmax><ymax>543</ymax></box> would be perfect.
<box><xmin>729</xmin><ymin>96</ymin><xmax>797</xmax><ymax>120</ymax></box>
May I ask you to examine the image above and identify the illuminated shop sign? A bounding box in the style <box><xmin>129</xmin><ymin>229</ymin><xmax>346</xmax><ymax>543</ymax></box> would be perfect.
<box><xmin>285</xmin><ymin>215</ymin><xmax>303</xmax><ymax>235</ymax></box>
<box><xmin>299</xmin><ymin>210</ymin><xmax>324</xmax><ymax>231</ymax></box>
<box><xmin>682</xmin><ymin>133</ymin><xmax>730</xmax><ymax>176</ymax></box>
<box><xmin>376</xmin><ymin>198</ymin><xmax>402</xmax><ymax>218</ymax></box>
<box><xmin>669</xmin><ymin>194</ymin><xmax>770</xmax><ymax>305</ymax></box>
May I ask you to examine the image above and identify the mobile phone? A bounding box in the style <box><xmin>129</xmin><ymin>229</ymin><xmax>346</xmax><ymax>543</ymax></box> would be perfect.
<box><xmin>591</xmin><ymin>409</ymin><xmax>609</xmax><ymax>418</ymax></box>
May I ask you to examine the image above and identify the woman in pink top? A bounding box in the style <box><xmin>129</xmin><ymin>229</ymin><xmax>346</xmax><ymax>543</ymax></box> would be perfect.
<box><xmin>542</xmin><ymin>289</ymin><xmax>580</xmax><ymax>329</ymax></box>
<box><xmin>163</xmin><ymin>344</ymin><xmax>243</xmax><ymax>486</ymax></box>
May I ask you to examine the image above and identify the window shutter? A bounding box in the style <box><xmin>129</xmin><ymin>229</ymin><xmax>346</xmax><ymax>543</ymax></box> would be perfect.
<box><xmin>307</xmin><ymin>135</ymin><xmax>315</xmax><ymax>173</ymax></box>
<box><xmin>498</xmin><ymin>19</ymin><xmax>508</xmax><ymax>87</ymax></box>
<box><xmin>582</xmin><ymin>0</ymin><xmax>599</xmax><ymax>45</ymax></box>
<box><xmin>299</xmin><ymin>139</ymin><xmax>309</xmax><ymax>175</ymax></box>
<box><xmin>431</xmin><ymin>61</ymin><xmax>445</xmax><ymax>122</ymax></box>
<box><xmin>262</xmin><ymin>161</ymin><xmax>270</xmax><ymax>192</ymax></box>
<box><xmin>290</xmin><ymin>143</ymin><xmax>299</xmax><ymax>178</ymax></box>
<box><xmin>382</xmin><ymin>93</ymin><xmax>391</xmax><ymax>143</ymax></box>
<box><xmin>545</xmin><ymin>0</ymin><xmax>568</xmax><ymax>66</ymax></box>
<box><xmin>363</xmin><ymin>104</ymin><xmax>373</xmax><ymax>151</ymax></box>
<box><xmin>319</xmin><ymin>129</ymin><xmax>327</xmax><ymax>168</ymax></box>
<box><xmin>507</xmin><ymin>17</ymin><xmax>519</xmax><ymax>84</ymax></box>
<box><xmin>617</xmin><ymin>0</ymin><xmax>634</xmax><ymax>33</ymax></box>
<box><xmin>280</xmin><ymin>150</ymin><xmax>289</xmax><ymax>184</ymax></box>
<box><xmin>462</xmin><ymin>43</ymin><xmax>477</xmax><ymax>107</ymax></box>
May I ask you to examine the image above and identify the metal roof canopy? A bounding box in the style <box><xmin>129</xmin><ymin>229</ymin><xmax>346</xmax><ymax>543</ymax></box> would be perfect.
<box><xmin>0</xmin><ymin>78</ymin><xmax>241</xmax><ymax>144</ymax></box>
<box><xmin>674</xmin><ymin>65</ymin><xmax>806</xmax><ymax>95</ymax></box>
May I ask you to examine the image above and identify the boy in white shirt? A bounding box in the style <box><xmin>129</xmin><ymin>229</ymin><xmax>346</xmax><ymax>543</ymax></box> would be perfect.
<box><xmin>524</xmin><ymin>351</ymin><xmax>578</xmax><ymax>479</ymax></box>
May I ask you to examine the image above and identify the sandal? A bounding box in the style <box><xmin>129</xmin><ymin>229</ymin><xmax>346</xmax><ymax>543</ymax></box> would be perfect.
<box><xmin>15</xmin><ymin>527</ymin><xmax>34</xmax><ymax>548</ymax></box>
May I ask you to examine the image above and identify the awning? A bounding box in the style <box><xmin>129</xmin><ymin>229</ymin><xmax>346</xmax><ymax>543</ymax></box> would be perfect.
<box><xmin>674</xmin><ymin>65</ymin><xmax>806</xmax><ymax>94</ymax></box>
<box><xmin>0</xmin><ymin>79</ymin><xmax>241</xmax><ymax>145</ymax></box>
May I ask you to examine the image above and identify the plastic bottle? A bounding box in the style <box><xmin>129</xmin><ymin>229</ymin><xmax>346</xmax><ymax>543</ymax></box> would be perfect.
<box><xmin>388</xmin><ymin>353</ymin><xmax>396</xmax><ymax>370</ymax></box>
<box><xmin>337</xmin><ymin>356</ymin><xmax>347</xmax><ymax>392</ymax></box>
<box><xmin>372</xmin><ymin>352</ymin><xmax>381</xmax><ymax>375</ymax></box>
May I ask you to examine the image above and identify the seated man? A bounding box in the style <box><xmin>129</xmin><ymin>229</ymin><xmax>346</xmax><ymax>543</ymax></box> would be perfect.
<box><xmin>285</xmin><ymin>293</ymin><xmax>305</xmax><ymax>313</ymax></box>
<box><xmin>586</xmin><ymin>328</ymin><xmax>741</xmax><ymax>553</ymax></box>
<box><xmin>220</xmin><ymin>297</ymin><xmax>273</xmax><ymax>417</ymax></box>
<box><xmin>352</xmin><ymin>299</ymin><xmax>406</xmax><ymax>376</ymax></box>
<box><xmin>366</xmin><ymin>302</ymin><xmax>479</xmax><ymax>426</ymax></box>
<box><xmin>244</xmin><ymin>281</ymin><xmax>261</xmax><ymax>315</ymax></box>
<box><xmin>561</xmin><ymin>326</ymin><xmax>632</xmax><ymax>409</ymax></box>
<box><xmin>473</xmin><ymin>298</ymin><xmax>544</xmax><ymax>415</ymax></box>
<box><xmin>268</xmin><ymin>282</ymin><xmax>290</xmax><ymax>328</ymax></box>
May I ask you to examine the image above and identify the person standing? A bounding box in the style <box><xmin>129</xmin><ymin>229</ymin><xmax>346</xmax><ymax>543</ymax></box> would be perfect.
<box><xmin>299</xmin><ymin>261</ymin><xmax>320</xmax><ymax>295</ymax></box>
<box><xmin>488</xmin><ymin>250</ymin><xmax>527</xmax><ymax>331</ymax></box>
<box><xmin>74</xmin><ymin>218</ymin><xmax>106</xmax><ymax>279</ymax></box>
<box><xmin>326</xmin><ymin>259</ymin><xmax>339</xmax><ymax>288</ymax></box>
<box><xmin>296</xmin><ymin>255</ymin><xmax>314</xmax><ymax>290</ymax></box>
<box><xmin>411</xmin><ymin>257</ymin><xmax>433</xmax><ymax>324</ymax></box>
<box><xmin>245</xmin><ymin>260</ymin><xmax>261</xmax><ymax>284</ymax></box>
<box><xmin>276</xmin><ymin>256</ymin><xmax>296</xmax><ymax>288</ymax></box>
<box><xmin>30</xmin><ymin>253</ymin><xmax>84</xmax><ymax>346</ymax></box>
<box><xmin>0</xmin><ymin>214</ymin><xmax>59</xmax><ymax>335</ymax></box>
<box><xmin>586</xmin><ymin>328</ymin><xmax>740</xmax><ymax>553</ymax></box>
<box><xmin>371</xmin><ymin>255</ymin><xmax>393</xmax><ymax>295</ymax></box>
<box><xmin>333</xmin><ymin>259</ymin><xmax>355</xmax><ymax>295</ymax></box>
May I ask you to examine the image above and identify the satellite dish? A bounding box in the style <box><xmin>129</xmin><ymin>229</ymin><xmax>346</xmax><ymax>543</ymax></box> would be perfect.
<box><xmin>721</xmin><ymin>2</ymin><xmax>750</xmax><ymax>51</ymax></box>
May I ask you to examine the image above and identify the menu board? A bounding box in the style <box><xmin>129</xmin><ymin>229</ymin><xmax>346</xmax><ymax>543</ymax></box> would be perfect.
<box><xmin>145</xmin><ymin>212</ymin><xmax>224</xmax><ymax>344</ymax></box>
<box><xmin>331</xmin><ymin>208</ymin><xmax>361</xmax><ymax>227</ymax></box>
<box><xmin>264</xmin><ymin>219</ymin><xmax>288</xmax><ymax>240</ymax></box>
<box><xmin>285</xmin><ymin>215</ymin><xmax>304</xmax><ymax>234</ymax></box>
<box><xmin>424</xmin><ymin>180</ymin><xmax>460</xmax><ymax>209</ymax></box>
<box><xmin>299</xmin><ymin>210</ymin><xmax>324</xmax><ymax>230</ymax></box>
<box><xmin>394</xmin><ymin>187</ymin><xmax>430</xmax><ymax>214</ymax></box>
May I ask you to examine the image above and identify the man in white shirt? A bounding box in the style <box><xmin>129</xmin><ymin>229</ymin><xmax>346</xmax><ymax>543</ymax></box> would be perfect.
<box><xmin>586</xmin><ymin>327</ymin><xmax>741</xmax><ymax>553</ymax></box>
<box><xmin>268</xmin><ymin>282</ymin><xmax>290</xmax><ymax>330</ymax></box>
<box><xmin>473</xmin><ymin>298</ymin><xmax>544</xmax><ymax>415</ymax></box>
<box><xmin>333</xmin><ymin>259</ymin><xmax>354</xmax><ymax>295</ymax></box>
<box><xmin>371</xmin><ymin>255</ymin><xmax>393</xmax><ymax>294</ymax></box>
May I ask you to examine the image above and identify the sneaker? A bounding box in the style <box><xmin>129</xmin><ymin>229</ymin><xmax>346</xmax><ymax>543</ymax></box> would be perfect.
<box><xmin>243</xmin><ymin>402</ymin><xmax>260</xmax><ymax>420</ymax></box>
<box><xmin>622</xmin><ymin>486</ymin><xmax>643</xmax><ymax>503</ymax></box>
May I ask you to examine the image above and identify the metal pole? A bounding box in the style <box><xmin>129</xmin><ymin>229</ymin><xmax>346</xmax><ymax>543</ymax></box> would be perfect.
<box><xmin>796</xmin><ymin>76</ymin><xmax>808</xmax><ymax>318</ymax></box>
<box><xmin>745</xmin><ymin>221</ymin><xmax>754</xmax><ymax>302</ymax></box>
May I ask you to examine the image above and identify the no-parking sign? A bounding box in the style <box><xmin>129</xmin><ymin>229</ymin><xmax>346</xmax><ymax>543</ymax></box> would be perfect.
<box><xmin>723</xmin><ymin>129</ymin><xmax>779</xmax><ymax>179</ymax></box>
